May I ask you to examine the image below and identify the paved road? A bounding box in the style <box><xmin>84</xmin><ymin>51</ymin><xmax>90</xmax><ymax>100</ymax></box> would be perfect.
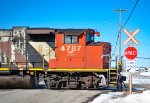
<box><xmin>0</xmin><ymin>86</ymin><xmax>101</xmax><ymax>103</ymax></box>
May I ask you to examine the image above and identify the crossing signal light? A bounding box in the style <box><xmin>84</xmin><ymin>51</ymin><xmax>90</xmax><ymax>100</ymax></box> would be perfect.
<box><xmin>118</xmin><ymin>62</ymin><xmax>121</xmax><ymax>66</ymax></box>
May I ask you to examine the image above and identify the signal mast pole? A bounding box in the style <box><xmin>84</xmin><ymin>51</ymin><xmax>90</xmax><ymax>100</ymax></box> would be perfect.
<box><xmin>114</xmin><ymin>9</ymin><xmax>127</xmax><ymax>67</ymax></box>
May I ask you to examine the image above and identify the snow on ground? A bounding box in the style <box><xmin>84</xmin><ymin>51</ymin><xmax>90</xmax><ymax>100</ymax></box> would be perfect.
<box><xmin>91</xmin><ymin>90</ymin><xmax>150</xmax><ymax>103</ymax></box>
<box><xmin>91</xmin><ymin>72</ymin><xmax>150</xmax><ymax>103</ymax></box>
<box><xmin>140</xmin><ymin>72</ymin><xmax>150</xmax><ymax>76</ymax></box>
<box><xmin>122</xmin><ymin>72</ymin><xmax>150</xmax><ymax>84</ymax></box>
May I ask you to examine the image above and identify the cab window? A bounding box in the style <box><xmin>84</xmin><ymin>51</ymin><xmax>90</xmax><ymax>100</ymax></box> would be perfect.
<box><xmin>64</xmin><ymin>35</ymin><xmax>78</xmax><ymax>44</ymax></box>
<box><xmin>72</xmin><ymin>36</ymin><xmax>78</xmax><ymax>44</ymax></box>
<box><xmin>86</xmin><ymin>34</ymin><xmax>94</xmax><ymax>43</ymax></box>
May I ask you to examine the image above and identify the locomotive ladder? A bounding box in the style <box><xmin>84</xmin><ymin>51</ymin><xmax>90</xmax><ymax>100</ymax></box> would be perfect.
<box><xmin>108</xmin><ymin>68</ymin><xmax>118</xmax><ymax>87</ymax></box>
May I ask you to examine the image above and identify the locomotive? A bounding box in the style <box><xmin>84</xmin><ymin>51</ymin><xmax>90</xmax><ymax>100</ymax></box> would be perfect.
<box><xmin>0</xmin><ymin>27</ymin><xmax>120</xmax><ymax>89</ymax></box>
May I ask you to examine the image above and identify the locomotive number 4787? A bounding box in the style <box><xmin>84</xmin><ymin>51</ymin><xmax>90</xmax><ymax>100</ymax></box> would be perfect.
<box><xmin>60</xmin><ymin>45</ymin><xmax>81</xmax><ymax>52</ymax></box>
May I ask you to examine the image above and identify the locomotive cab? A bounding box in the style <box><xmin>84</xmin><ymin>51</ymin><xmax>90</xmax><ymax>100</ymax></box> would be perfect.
<box><xmin>49</xmin><ymin>29</ymin><xmax>111</xmax><ymax>70</ymax></box>
<box><xmin>46</xmin><ymin>29</ymin><xmax>111</xmax><ymax>89</ymax></box>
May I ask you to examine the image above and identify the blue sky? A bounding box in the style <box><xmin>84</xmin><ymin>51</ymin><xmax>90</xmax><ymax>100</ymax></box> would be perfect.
<box><xmin>0</xmin><ymin>0</ymin><xmax>150</xmax><ymax>67</ymax></box>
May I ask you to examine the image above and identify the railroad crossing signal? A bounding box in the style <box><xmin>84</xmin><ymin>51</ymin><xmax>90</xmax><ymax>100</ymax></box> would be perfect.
<box><xmin>123</xmin><ymin>29</ymin><xmax>140</xmax><ymax>45</ymax></box>
<box><xmin>124</xmin><ymin>46</ymin><xmax>138</xmax><ymax>60</ymax></box>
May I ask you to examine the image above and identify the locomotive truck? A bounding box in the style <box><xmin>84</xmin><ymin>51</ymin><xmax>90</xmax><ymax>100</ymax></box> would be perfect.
<box><xmin>0</xmin><ymin>27</ymin><xmax>123</xmax><ymax>89</ymax></box>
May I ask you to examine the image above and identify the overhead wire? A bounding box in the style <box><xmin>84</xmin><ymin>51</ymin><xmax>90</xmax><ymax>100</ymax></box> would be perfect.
<box><xmin>111</xmin><ymin>33</ymin><xmax>119</xmax><ymax>57</ymax></box>
<box><xmin>121</xmin><ymin>0</ymin><xmax>139</xmax><ymax>29</ymax></box>
<box><xmin>136</xmin><ymin>57</ymin><xmax>150</xmax><ymax>59</ymax></box>
<box><xmin>112</xmin><ymin>0</ymin><xmax>140</xmax><ymax>58</ymax></box>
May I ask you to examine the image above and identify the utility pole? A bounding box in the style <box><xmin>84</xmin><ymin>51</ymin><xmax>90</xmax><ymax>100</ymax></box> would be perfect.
<box><xmin>114</xmin><ymin>9</ymin><xmax>127</xmax><ymax>69</ymax></box>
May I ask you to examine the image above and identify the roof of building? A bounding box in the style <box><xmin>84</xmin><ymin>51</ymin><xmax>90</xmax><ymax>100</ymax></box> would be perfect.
<box><xmin>0</xmin><ymin>29</ymin><xmax>12</xmax><ymax>31</ymax></box>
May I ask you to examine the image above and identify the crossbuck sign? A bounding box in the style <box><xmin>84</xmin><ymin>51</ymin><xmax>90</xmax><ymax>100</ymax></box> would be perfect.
<box><xmin>123</xmin><ymin>29</ymin><xmax>140</xmax><ymax>45</ymax></box>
